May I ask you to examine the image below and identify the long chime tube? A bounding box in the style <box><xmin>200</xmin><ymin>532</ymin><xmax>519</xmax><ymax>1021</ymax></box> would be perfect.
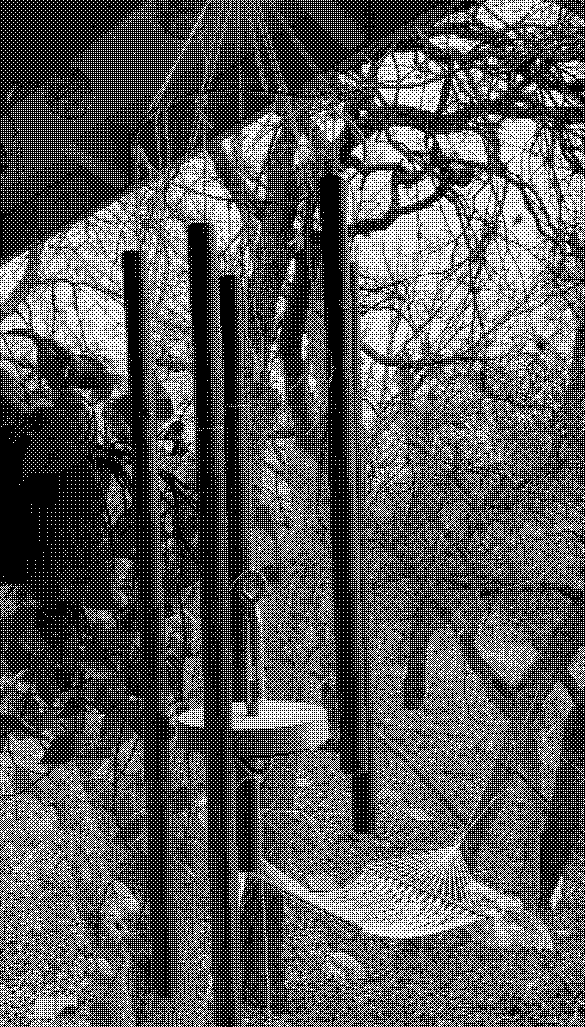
<box><xmin>187</xmin><ymin>224</ymin><xmax>240</xmax><ymax>1027</ymax></box>
<box><xmin>350</xmin><ymin>261</ymin><xmax>375</xmax><ymax>834</ymax></box>
<box><xmin>221</xmin><ymin>273</ymin><xmax>251</xmax><ymax>707</ymax></box>
<box><xmin>221</xmin><ymin>267</ymin><xmax>271</xmax><ymax>1007</ymax></box>
<box><xmin>122</xmin><ymin>248</ymin><xmax>172</xmax><ymax>998</ymax></box>
<box><xmin>219</xmin><ymin>264</ymin><xmax>281</xmax><ymax>1010</ymax></box>
<box><xmin>320</xmin><ymin>172</ymin><xmax>371</xmax><ymax>791</ymax></box>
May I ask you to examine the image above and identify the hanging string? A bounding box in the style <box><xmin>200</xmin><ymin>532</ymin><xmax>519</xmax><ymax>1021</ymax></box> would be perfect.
<box><xmin>199</xmin><ymin>2</ymin><xmax>218</xmax><ymax>227</ymax></box>
<box><xmin>123</xmin><ymin>0</ymin><xmax>373</xmax><ymax>422</ymax></box>
<box><xmin>128</xmin><ymin>0</ymin><xmax>230</xmax><ymax>225</ymax></box>
<box><xmin>237</xmin><ymin>0</ymin><xmax>245</xmax><ymax>281</ymax></box>
<box><xmin>133</xmin><ymin>0</ymin><xmax>370</xmax><ymax>262</ymax></box>
<box><xmin>145</xmin><ymin>0</ymin><xmax>215</xmax><ymax>119</ymax></box>
<box><xmin>246</xmin><ymin>0</ymin><xmax>369</xmax><ymax>301</ymax></box>
<box><xmin>127</xmin><ymin>0</ymin><xmax>373</xmax><ymax>230</ymax></box>
<box><xmin>201</xmin><ymin>0</ymin><xmax>231</xmax><ymax>232</ymax></box>
<box><xmin>248</xmin><ymin>0</ymin><xmax>302</xmax><ymax>149</ymax></box>
<box><xmin>250</xmin><ymin>0</ymin><xmax>369</xmax><ymax>173</ymax></box>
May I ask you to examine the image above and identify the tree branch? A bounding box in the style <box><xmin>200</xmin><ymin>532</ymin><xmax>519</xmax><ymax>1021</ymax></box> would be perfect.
<box><xmin>355</xmin><ymin>93</ymin><xmax>585</xmax><ymax>141</ymax></box>
<box><xmin>359</xmin><ymin>343</ymin><xmax>490</xmax><ymax>367</ymax></box>
<box><xmin>349</xmin><ymin>183</ymin><xmax>448</xmax><ymax>239</ymax></box>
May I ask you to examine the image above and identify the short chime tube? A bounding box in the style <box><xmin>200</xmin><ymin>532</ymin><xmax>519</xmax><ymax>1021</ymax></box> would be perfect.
<box><xmin>187</xmin><ymin>224</ymin><xmax>241</xmax><ymax>1027</ymax></box>
<box><xmin>122</xmin><ymin>248</ymin><xmax>172</xmax><ymax>999</ymax></box>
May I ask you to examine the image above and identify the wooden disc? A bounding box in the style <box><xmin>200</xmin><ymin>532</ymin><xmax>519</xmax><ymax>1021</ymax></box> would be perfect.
<box><xmin>176</xmin><ymin>701</ymin><xmax>330</xmax><ymax>758</ymax></box>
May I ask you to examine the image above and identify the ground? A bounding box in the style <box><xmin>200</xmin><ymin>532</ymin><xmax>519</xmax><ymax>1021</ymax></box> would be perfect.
<box><xmin>1</xmin><ymin>614</ymin><xmax>583</xmax><ymax>1027</ymax></box>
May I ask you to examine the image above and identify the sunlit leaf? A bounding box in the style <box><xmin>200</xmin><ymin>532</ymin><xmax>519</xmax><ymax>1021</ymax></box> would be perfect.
<box><xmin>80</xmin><ymin>957</ymin><xmax>135</xmax><ymax>1024</ymax></box>
<box><xmin>323</xmin><ymin>950</ymin><xmax>368</xmax><ymax>980</ymax></box>
<box><xmin>8</xmin><ymin>733</ymin><xmax>45</xmax><ymax>772</ymax></box>
<box><xmin>467</xmin><ymin>910</ymin><xmax>553</xmax><ymax>951</ymax></box>
<box><xmin>33</xmin><ymin>993</ymin><xmax>75</xmax><ymax>1020</ymax></box>
<box><xmin>0</xmin><ymin>794</ymin><xmax>61</xmax><ymax>850</ymax></box>
<box><xmin>550</xmin><ymin>874</ymin><xmax>564</xmax><ymax>911</ymax></box>
<box><xmin>101</xmin><ymin>880</ymin><xmax>140</xmax><ymax>937</ymax></box>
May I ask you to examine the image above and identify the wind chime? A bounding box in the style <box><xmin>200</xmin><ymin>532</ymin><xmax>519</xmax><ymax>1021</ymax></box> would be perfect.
<box><xmin>122</xmin><ymin>2</ymin><xmax>373</xmax><ymax>1024</ymax></box>
<box><xmin>121</xmin><ymin>9</ymin><xmax>571</xmax><ymax>1020</ymax></box>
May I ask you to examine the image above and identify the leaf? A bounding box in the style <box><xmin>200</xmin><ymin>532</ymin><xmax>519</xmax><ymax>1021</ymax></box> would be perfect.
<box><xmin>67</xmin><ymin>352</ymin><xmax>123</xmax><ymax>393</ymax></box>
<box><xmin>8</xmin><ymin>733</ymin><xmax>45</xmax><ymax>772</ymax></box>
<box><xmin>71</xmin><ymin>859</ymin><xmax>103</xmax><ymax>914</ymax></box>
<box><xmin>323</xmin><ymin>950</ymin><xmax>368</xmax><ymax>980</ymax></box>
<box><xmin>100</xmin><ymin>695</ymin><xmax>142</xmax><ymax>746</ymax></box>
<box><xmin>82</xmin><ymin>959</ymin><xmax>116</xmax><ymax>1002</ymax></box>
<box><xmin>550</xmin><ymin>874</ymin><xmax>564</xmax><ymax>911</ymax></box>
<box><xmin>80</xmin><ymin>958</ymin><xmax>135</xmax><ymax>1025</ymax></box>
<box><xmin>0</xmin><ymin>795</ymin><xmax>62</xmax><ymax>851</ymax></box>
<box><xmin>116</xmin><ymin>812</ymin><xmax>146</xmax><ymax>851</ymax></box>
<box><xmin>23</xmin><ymin>403</ymin><xmax>92</xmax><ymax>475</ymax></box>
<box><xmin>16</xmin><ymin>842</ymin><xmax>71</xmax><ymax>886</ymax></box>
<box><xmin>103</xmin><ymin>382</ymin><xmax>174</xmax><ymax>437</ymax></box>
<box><xmin>56</xmin><ymin>1006</ymin><xmax>80</xmax><ymax>1022</ymax></box>
<box><xmin>0</xmin><ymin>713</ymin><xmax>25</xmax><ymax>750</ymax></box>
<box><xmin>33</xmin><ymin>993</ymin><xmax>75</xmax><ymax>1020</ymax></box>
<box><xmin>378</xmin><ymin>787</ymin><xmax>432</xmax><ymax>821</ymax></box>
<box><xmin>467</xmin><ymin>910</ymin><xmax>553</xmax><ymax>951</ymax></box>
<box><xmin>34</xmin><ymin>336</ymin><xmax>73</xmax><ymax>386</ymax></box>
<box><xmin>83</xmin><ymin>709</ymin><xmax>104</xmax><ymax>745</ymax></box>
<box><xmin>101</xmin><ymin>880</ymin><xmax>140</xmax><ymax>937</ymax></box>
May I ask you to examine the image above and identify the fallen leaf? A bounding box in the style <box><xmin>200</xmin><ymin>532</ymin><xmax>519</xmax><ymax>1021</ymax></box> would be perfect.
<box><xmin>550</xmin><ymin>875</ymin><xmax>564</xmax><ymax>911</ymax></box>
<box><xmin>378</xmin><ymin>786</ymin><xmax>433</xmax><ymax>820</ymax></box>
<box><xmin>324</xmin><ymin>950</ymin><xmax>368</xmax><ymax>980</ymax></box>
<box><xmin>467</xmin><ymin>910</ymin><xmax>553</xmax><ymax>951</ymax></box>
<box><xmin>80</xmin><ymin>958</ymin><xmax>135</xmax><ymax>1026</ymax></box>
<box><xmin>572</xmin><ymin>1003</ymin><xmax>585</xmax><ymax>1027</ymax></box>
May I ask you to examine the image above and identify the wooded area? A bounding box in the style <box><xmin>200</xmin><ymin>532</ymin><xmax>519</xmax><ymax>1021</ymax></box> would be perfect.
<box><xmin>1</xmin><ymin>0</ymin><xmax>585</xmax><ymax>1024</ymax></box>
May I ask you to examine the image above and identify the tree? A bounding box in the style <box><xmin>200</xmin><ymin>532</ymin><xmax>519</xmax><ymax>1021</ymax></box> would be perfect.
<box><xmin>2</xmin><ymin>0</ymin><xmax>585</xmax><ymax>912</ymax></box>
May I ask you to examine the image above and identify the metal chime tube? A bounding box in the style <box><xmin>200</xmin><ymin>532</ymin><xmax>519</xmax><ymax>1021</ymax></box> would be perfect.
<box><xmin>122</xmin><ymin>249</ymin><xmax>172</xmax><ymax>997</ymax></box>
<box><xmin>187</xmin><ymin>224</ymin><xmax>240</xmax><ymax>1027</ymax></box>
<box><xmin>221</xmin><ymin>265</ymin><xmax>270</xmax><ymax>1006</ymax></box>
<box><xmin>222</xmin><ymin>273</ymin><xmax>252</xmax><ymax>706</ymax></box>
<box><xmin>320</xmin><ymin>174</ymin><xmax>371</xmax><ymax>803</ymax></box>
<box><xmin>350</xmin><ymin>261</ymin><xmax>375</xmax><ymax>834</ymax></box>
<box><xmin>249</xmin><ymin>599</ymin><xmax>266</xmax><ymax>716</ymax></box>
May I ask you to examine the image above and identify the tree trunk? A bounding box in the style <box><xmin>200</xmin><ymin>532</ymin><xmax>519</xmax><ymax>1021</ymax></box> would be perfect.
<box><xmin>516</xmin><ymin>710</ymin><xmax>543</xmax><ymax>907</ymax></box>
<box><xmin>539</xmin><ymin>697</ymin><xmax>585</xmax><ymax>909</ymax></box>
<box><xmin>403</xmin><ymin>600</ymin><xmax>440</xmax><ymax>709</ymax></box>
<box><xmin>559</xmin><ymin>308</ymin><xmax>585</xmax><ymax>481</ymax></box>
<box><xmin>461</xmin><ymin>602</ymin><xmax>585</xmax><ymax>904</ymax></box>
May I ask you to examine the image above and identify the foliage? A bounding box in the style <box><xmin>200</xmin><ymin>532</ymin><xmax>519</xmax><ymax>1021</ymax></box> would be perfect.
<box><xmin>0</xmin><ymin>0</ymin><xmax>585</xmax><ymax>1020</ymax></box>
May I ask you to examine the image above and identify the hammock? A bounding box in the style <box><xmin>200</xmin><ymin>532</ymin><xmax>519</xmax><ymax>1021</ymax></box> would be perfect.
<box><xmin>258</xmin><ymin>842</ymin><xmax>523</xmax><ymax>939</ymax></box>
